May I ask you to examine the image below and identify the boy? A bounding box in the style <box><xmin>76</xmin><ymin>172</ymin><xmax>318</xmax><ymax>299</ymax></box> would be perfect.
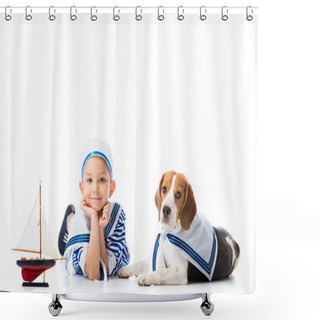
<box><xmin>60</xmin><ymin>138</ymin><xmax>130</xmax><ymax>280</ymax></box>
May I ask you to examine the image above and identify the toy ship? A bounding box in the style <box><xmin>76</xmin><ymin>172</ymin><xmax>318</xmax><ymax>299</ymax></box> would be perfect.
<box><xmin>12</xmin><ymin>181</ymin><xmax>65</xmax><ymax>287</ymax></box>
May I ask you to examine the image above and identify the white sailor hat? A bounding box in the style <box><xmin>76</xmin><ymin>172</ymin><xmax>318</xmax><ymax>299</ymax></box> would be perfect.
<box><xmin>81</xmin><ymin>138</ymin><xmax>114</xmax><ymax>180</ymax></box>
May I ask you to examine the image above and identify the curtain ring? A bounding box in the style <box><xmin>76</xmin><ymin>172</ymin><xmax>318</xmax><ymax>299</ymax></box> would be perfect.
<box><xmin>49</xmin><ymin>6</ymin><xmax>56</xmax><ymax>21</ymax></box>
<box><xmin>91</xmin><ymin>6</ymin><xmax>98</xmax><ymax>21</ymax></box>
<box><xmin>25</xmin><ymin>6</ymin><xmax>32</xmax><ymax>21</ymax></box>
<box><xmin>70</xmin><ymin>6</ymin><xmax>77</xmax><ymax>21</ymax></box>
<box><xmin>135</xmin><ymin>6</ymin><xmax>142</xmax><ymax>21</ymax></box>
<box><xmin>246</xmin><ymin>6</ymin><xmax>253</xmax><ymax>21</ymax></box>
<box><xmin>5</xmin><ymin>6</ymin><xmax>12</xmax><ymax>21</ymax></box>
<box><xmin>221</xmin><ymin>6</ymin><xmax>228</xmax><ymax>21</ymax></box>
<box><xmin>177</xmin><ymin>6</ymin><xmax>184</xmax><ymax>21</ymax></box>
<box><xmin>113</xmin><ymin>6</ymin><xmax>120</xmax><ymax>21</ymax></box>
<box><xmin>157</xmin><ymin>6</ymin><xmax>165</xmax><ymax>21</ymax></box>
<box><xmin>200</xmin><ymin>6</ymin><xmax>207</xmax><ymax>21</ymax></box>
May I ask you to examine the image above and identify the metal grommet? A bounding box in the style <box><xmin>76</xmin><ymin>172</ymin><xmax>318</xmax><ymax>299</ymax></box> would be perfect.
<box><xmin>70</xmin><ymin>6</ymin><xmax>77</xmax><ymax>21</ymax></box>
<box><xmin>221</xmin><ymin>6</ymin><xmax>228</xmax><ymax>21</ymax></box>
<box><xmin>246</xmin><ymin>6</ymin><xmax>253</xmax><ymax>21</ymax></box>
<box><xmin>25</xmin><ymin>6</ymin><xmax>32</xmax><ymax>21</ymax></box>
<box><xmin>177</xmin><ymin>6</ymin><xmax>184</xmax><ymax>21</ymax></box>
<box><xmin>135</xmin><ymin>6</ymin><xmax>142</xmax><ymax>21</ymax></box>
<box><xmin>5</xmin><ymin>6</ymin><xmax>12</xmax><ymax>21</ymax></box>
<box><xmin>91</xmin><ymin>6</ymin><xmax>98</xmax><ymax>21</ymax></box>
<box><xmin>113</xmin><ymin>6</ymin><xmax>120</xmax><ymax>21</ymax></box>
<box><xmin>49</xmin><ymin>6</ymin><xmax>56</xmax><ymax>21</ymax></box>
<box><xmin>200</xmin><ymin>6</ymin><xmax>207</xmax><ymax>21</ymax></box>
<box><xmin>158</xmin><ymin>6</ymin><xmax>165</xmax><ymax>21</ymax></box>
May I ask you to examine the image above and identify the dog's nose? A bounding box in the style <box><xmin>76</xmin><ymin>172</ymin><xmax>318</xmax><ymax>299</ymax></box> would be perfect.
<box><xmin>162</xmin><ymin>205</ymin><xmax>171</xmax><ymax>218</ymax></box>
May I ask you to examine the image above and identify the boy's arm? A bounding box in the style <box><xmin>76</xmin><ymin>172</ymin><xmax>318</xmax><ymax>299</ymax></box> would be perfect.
<box><xmin>99</xmin><ymin>227</ymin><xmax>108</xmax><ymax>273</ymax></box>
<box><xmin>85</xmin><ymin>213</ymin><xmax>101</xmax><ymax>280</ymax></box>
<box><xmin>98</xmin><ymin>202</ymin><xmax>112</xmax><ymax>274</ymax></box>
<box><xmin>80</xmin><ymin>197</ymin><xmax>101</xmax><ymax>280</ymax></box>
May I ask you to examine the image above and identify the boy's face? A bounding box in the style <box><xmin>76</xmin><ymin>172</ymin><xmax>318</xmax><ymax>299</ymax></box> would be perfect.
<box><xmin>79</xmin><ymin>156</ymin><xmax>115</xmax><ymax>212</ymax></box>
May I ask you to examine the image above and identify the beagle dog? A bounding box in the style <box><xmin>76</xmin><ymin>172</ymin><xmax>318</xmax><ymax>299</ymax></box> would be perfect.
<box><xmin>118</xmin><ymin>171</ymin><xmax>240</xmax><ymax>285</ymax></box>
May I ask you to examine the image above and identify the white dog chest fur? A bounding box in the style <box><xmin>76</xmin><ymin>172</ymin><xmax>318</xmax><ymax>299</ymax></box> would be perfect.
<box><xmin>157</xmin><ymin>235</ymin><xmax>188</xmax><ymax>272</ymax></box>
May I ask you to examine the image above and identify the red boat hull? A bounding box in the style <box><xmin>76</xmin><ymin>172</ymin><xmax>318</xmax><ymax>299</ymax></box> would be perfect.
<box><xmin>17</xmin><ymin>260</ymin><xmax>56</xmax><ymax>282</ymax></box>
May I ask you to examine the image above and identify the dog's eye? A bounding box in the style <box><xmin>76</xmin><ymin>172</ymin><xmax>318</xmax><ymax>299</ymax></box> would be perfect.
<box><xmin>162</xmin><ymin>186</ymin><xmax>167</xmax><ymax>193</ymax></box>
<box><xmin>175</xmin><ymin>192</ymin><xmax>181</xmax><ymax>199</ymax></box>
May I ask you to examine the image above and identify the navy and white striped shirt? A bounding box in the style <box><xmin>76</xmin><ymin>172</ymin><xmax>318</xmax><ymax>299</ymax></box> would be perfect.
<box><xmin>64</xmin><ymin>202</ymin><xmax>130</xmax><ymax>280</ymax></box>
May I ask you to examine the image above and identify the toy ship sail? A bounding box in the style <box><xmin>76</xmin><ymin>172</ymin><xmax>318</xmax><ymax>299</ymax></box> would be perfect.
<box><xmin>12</xmin><ymin>181</ymin><xmax>63</xmax><ymax>287</ymax></box>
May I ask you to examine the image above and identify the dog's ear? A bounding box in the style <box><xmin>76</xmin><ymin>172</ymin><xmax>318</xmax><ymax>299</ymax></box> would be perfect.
<box><xmin>180</xmin><ymin>180</ymin><xmax>197</xmax><ymax>231</ymax></box>
<box><xmin>155</xmin><ymin>173</ymin><xmax>165</xmax><ymax>221</ymax></box>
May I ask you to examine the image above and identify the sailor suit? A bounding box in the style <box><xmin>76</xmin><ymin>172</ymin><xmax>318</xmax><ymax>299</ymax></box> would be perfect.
<box><xmin>64</xmin><ymin>202</ymin><xmax>130</xmax><ymax>280</ymax></box>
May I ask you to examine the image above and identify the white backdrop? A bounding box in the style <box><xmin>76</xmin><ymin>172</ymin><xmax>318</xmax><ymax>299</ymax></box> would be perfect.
<box><xmin>0</xmin><ymin>6</ymin><xmax>257</xmax><ymax>294</ymax></box>
<box><xmin>1</xmin><ymin>0</ymin><xmax>320</xmax><ymax>319</ymax></box>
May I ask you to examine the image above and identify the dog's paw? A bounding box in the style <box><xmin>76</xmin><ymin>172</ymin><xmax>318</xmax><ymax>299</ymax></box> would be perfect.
<box><xmin>137</xmin><ymin>273</ymin><xmax>153</xmax><ymax>286</ymax></box>
<box><xmin>118</xmin><ymin>266</ymin><xmax>134</xmax><ymax>278</ymax></box>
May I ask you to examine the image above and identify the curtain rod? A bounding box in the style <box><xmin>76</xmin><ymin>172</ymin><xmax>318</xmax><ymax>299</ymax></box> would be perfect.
<box><xmin>1</xmin><ymin>6</ymin><xmax>258</xmax><ymax>21</ymax></box>
<box><xmin>0</xmin><ymin>6</ymin><xmax>258</xmax><ymax>9</ymax></box>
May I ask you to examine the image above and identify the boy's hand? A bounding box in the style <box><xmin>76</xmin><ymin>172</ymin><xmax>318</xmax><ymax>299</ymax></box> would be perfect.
<box><xmin>80</xmin><ymin>197</ymin><xmax>98</xmax><ymax>218</ymax></box>
<box><xmin>99</xmin><ymin>202</ymin><xmax>111</xmax><ymax>229</ymax></box>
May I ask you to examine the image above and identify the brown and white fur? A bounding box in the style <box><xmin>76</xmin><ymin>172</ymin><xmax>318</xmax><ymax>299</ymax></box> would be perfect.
<box><xmin>118</xmin><ymin>171</ymin><xmax>240</xmax><ymax>285</ymax></box>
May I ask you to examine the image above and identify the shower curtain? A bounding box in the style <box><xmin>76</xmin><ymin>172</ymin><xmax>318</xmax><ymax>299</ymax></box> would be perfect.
<box><xmin>0</xmin><ymin>6</ymin><xmax>257</xmax><ymax>295</ymax></box>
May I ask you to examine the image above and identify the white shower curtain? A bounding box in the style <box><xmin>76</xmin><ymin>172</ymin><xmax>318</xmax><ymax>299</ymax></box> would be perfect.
<box><xmin>0</xmin><ymin>7</ymin><xmax>257</xmax><ymax>294</ymax></box>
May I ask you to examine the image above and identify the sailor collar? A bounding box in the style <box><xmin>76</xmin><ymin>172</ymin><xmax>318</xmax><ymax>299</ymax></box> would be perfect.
<box><xmin>152</xmin><ymin>212</ymin><xmax>218</xmax><ymax>280</ymax></box>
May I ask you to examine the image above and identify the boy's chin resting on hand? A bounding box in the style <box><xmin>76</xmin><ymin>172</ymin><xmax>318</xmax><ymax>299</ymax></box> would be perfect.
<box><xmin>80</xmin><ymin>198</ymin><xmax>98</xmax><ymax>219</ymax></box>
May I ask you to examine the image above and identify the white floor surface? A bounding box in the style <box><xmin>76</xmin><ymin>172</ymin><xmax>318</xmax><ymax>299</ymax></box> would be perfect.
<box><xmin>1</xmin><ymin>240</ymin><xmax>318</xmax><ymax>320</ymax></box>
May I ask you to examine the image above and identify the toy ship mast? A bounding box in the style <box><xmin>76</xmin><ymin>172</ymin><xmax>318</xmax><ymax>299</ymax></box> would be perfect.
<box><xmin>12</xmin><ymin>180</ymin><xmax>43</xmax><ymax>257</ymax></box>
<box><xmin>39</xmin><ymin>180</ymin><xmax>42</xmax><ymax>259</ymax></box>
<box><xmin>11</xmin><ymin>180</ymin><xmax>62</xmax><ymax>259</ymax></box>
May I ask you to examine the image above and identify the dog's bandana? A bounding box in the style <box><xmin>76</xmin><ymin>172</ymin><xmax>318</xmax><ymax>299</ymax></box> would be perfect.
<box><xmin>152</xmin><ymin>212</ymin><xmax>218</xmax><ymax>280</ymax></box>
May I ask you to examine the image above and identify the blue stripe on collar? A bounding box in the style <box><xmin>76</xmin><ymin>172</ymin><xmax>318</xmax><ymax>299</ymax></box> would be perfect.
<box><xmin>152</xmin><ymin>234</ymin><xmax>161</xmax><ymax>272</ymax></box>
<box><xmin>167</xmin><ymin>228</ymin><xmax>217</xmax><ymax>275</ymax></box>
<box><xmin>104</xmin><ymin>203</ymin><xmax>120</xmax><ymax>239</ymax></box>
<box><xmin>65</xmin><ymin>234</ymin><xmax>90</xmax><ymax>252</ymax></box>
